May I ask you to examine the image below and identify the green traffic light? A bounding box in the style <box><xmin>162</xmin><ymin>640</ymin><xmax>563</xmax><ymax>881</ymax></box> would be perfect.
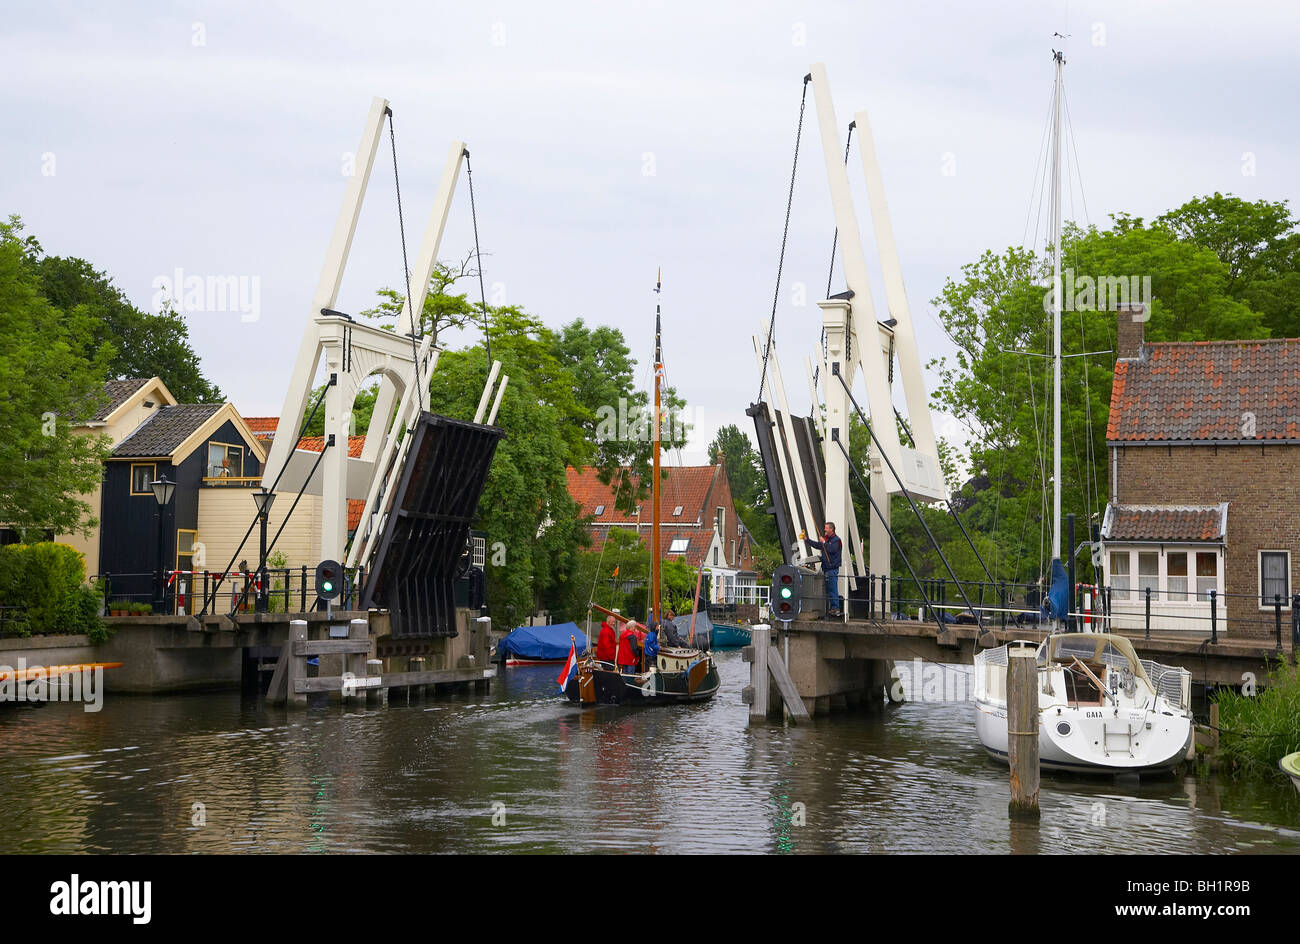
<box><xmin>781</xmin><ymin>587</ymin><xmax>792</xmax><ymax>599</ymax></box>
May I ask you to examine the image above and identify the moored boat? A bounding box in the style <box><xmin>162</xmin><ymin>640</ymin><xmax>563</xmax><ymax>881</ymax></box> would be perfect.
<box><xmin>973</xmin><ymin>633</ymin><xmax>1193</xmax><ymax>774</ymax></box>
<box><xmin>1281</xmin><ymin>753</ymin><xmax>1300</xmax><ymax>793</ymax></box>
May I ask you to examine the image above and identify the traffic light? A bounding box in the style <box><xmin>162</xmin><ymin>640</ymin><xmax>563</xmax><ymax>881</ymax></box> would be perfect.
<box><xmin>772</xmin><ymin>564</ymin><xmax>801</xmax><ymax>621</ymax></box>
<box><xmin>315</xmin><ymin>559</ymin><xmax>343</xmax><ymax>601</ymax></box>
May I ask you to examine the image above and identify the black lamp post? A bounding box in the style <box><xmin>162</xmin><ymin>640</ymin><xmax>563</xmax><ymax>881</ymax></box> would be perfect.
<box><xmin>253</xmin><ymin>487</ymin><xmax>275</xmax><ymax>613</ymax></box>
<box><xmin>151</xmin><ymin>475</ymin><xmax>176</xmax><ymax>612</ymax></box>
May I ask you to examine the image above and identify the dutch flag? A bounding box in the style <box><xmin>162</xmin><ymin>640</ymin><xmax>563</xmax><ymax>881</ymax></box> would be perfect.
<box><xmin>557</xmin><ymin>637</ymin><xmax>579</xmax><ymax>694</ymax></box>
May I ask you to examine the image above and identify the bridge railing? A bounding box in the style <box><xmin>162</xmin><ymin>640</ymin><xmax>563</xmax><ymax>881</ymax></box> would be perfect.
<box><xmin>832</xmin><ymin>572</ymin><xmax>1299</xmax><ymax>649</ymax></box>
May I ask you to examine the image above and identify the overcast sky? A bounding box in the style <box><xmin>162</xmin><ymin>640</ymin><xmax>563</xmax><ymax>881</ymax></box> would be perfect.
<box><xmin>5</xmin><ymin>1</ymin><xmax>1297</xmax><ymax>469</ymax></box>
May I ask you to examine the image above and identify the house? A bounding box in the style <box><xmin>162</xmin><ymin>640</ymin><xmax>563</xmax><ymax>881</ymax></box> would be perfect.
<box><xmin>57</xmin><ymin>380</ymin><xmax>366</xmax><ymax>611</ymax></box>
<box><xmin>1100</xmin><ymin>311</ymin><xmax>1300</xmax><ymax>638</ymax></box>
<box><xmin>566</xmin><ymin>463</ymin><xmax>760</xmax><ymax>604</ymax></box>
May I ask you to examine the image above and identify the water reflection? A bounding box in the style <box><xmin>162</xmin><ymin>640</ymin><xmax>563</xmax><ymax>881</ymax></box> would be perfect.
<box><xmin>0</xmin><ymin>652</ymin><xmax>1296</xmax><ymax>853</ymax></box>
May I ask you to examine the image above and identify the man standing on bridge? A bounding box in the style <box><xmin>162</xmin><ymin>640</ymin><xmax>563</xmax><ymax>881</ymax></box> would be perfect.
<box><xmin>801</xmin><ymin>522</ymin><xmax>843</xmax><ymax>617</ymax></box>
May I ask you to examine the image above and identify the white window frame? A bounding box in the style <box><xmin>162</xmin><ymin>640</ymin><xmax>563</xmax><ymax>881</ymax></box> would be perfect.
<box><xmin>1258</xmin><ymin>549</ymin><xmax>1291</xmax><ymax>611</ymax></box>
<box><xmin>668</xmin><ymin>538</ymin><xmax>689</xmax><ymax>554</ymax></box>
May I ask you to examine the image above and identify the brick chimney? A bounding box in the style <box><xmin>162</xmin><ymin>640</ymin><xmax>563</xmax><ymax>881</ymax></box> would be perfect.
<box><xmin>1116</xmin><ymin>303</ymin><xmax>1146</xmax><ymax>360</ymax></box>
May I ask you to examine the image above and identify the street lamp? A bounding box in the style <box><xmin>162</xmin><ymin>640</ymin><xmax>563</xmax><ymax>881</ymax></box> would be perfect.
<box><xmin>151</xmin><ymin>475</ymin><xmax>176</xmax><ymax>612</ymax></box>
<box><xmin>253</xmin><ymin>487</ymin><xmax>276</xmax><ymax>613</ymax></box>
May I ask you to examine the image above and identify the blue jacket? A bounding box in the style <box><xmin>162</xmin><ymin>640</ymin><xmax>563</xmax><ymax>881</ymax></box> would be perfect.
<box><xmin>644</xmin><ymin>629</ymin><xmax>660</xmax><ymax>663</ymax></box>
<box><xmin>806</xmin><ymin>534</ymin><xmax>842</xmax><ymax>571</ymax></box>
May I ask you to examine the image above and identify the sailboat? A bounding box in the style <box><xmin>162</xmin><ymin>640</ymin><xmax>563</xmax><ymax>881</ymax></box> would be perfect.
<box><xmin>970</xmin><ymin>49</ymin><xmax>1193</xmax><ymax>774</ymax></box>
<box><xmin>564</xmin><ymin>270</ymin><xmax>720</xmax><ymax>706</ymax></box>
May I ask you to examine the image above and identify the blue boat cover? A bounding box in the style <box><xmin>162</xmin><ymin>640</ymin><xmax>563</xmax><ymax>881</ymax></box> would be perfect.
<box><xmin>499</xmin><ymin>622</ymin><xmax>587</xmax><ymax>660</ymax></box>
<box><xmin>1045</xmin><ymin>559</ymin><xmax>1070</xmax><ymax>621</ymax></box>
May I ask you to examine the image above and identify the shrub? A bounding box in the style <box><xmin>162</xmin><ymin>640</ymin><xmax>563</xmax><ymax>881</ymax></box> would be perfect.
<box><xmin>0</xmin><ymin>542</ymin><xmax>87</xmax><ymax>633</ymax></box>
<box><xmin>54</xmin><ymin>585</ymin><xmax>105</xmax><ymax>639</ymax></box>
<box><xmin>1214</xmin><ymin>658</ymin><xmax>1300</xmax><ymax>779</ymax></box>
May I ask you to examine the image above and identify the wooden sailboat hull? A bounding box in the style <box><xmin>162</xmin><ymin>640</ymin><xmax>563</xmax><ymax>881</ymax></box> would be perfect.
<box><xmin>564</xmin><ymin>659</ymin><xmax>720</xmax><ymax>706</ymax></box>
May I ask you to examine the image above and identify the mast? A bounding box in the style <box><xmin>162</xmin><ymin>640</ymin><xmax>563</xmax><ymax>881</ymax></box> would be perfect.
<box><xmin>651</xmin><ymin>267</ymin><xmax>663</xmax><ymax>625</ymax></box>
<box><xmin>1050</xmin><ymin>49</ymin><xmax>1065</xmax><ymax>618</ymax></box>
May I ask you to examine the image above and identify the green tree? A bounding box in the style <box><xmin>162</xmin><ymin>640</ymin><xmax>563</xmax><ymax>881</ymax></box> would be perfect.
<box><xmin>33</xmin><ymin>253</ymin><xmax>223</xmax><ymax>403</ymax></box>
<box><xmin>0</xmin><ymin>217</ymin><xmax>114</xmax><ymax>536</ymax></box>
<box><xmin>924</xmin><ymin>197</ymin><xmax>1289</xmax><ymax>586</ymax></box>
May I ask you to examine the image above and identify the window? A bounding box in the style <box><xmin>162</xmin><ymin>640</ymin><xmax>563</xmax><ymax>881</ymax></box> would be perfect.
<box><xmin>593</xmin><ymin>504</ymin><xmax>605</xmax><ymax>517</ymax></box>
<box><xmin>730</xmin><ymin>540</ymin><xmax>735</xmax><ymax>565</ymax></box>
<box><xmin>713</xmin><ymin>546</ymin><xmax>719</xmax><ymax>565</ymax></box>
<box><xmin>131</xmin><ymin>463</ymin><xmax>157</xmax><ymax>495</ymax></box>
<box><xmin>1167</xmin><ymin>552</ymin><xmax>1188</xmax><ymax>601</ymax></box>
<box><xmin>1196</xmin><ymin>552</ymin><xmax>1217</xmax><ymax>601</ymax></box>
<box><xmin>715</xmin><ymin>507</ymin><xmax>724</xmax><ymax>537</ymax></box>
<box><xmin>1137</xmin><ymin>552</ymin><xmax>1159</xmax><ymax>597</ymax></box>
<box><xmin>207</xmin><ymin>442</ymin><xmax>243</xmax><ymax>478</ymax></box>
<box><xmin>1260</xmin><ymin>551</ymin><xmax>1290</xmax><ymax>608</ymax></box>
<box><xmin>672</xmin><ymin>505</ymin><xmax>683</xmax><ymax>516</ymax></box>
<box><xmin>1109</xmin><ymin>551</ymin><xmax>1129</xmax><ymax>601</ymax></box>
<box><xmin>669</xmin><ymin>538</ymin><xmax>689</xmax><ymax>554</ymax></box>
<box><xmin>472</xmin><ymin>535</ymin><xmax>486</xmax><ymax>567</ymax></box>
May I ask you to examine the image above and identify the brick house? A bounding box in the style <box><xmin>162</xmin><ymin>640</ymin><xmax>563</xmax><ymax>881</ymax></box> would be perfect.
<box><xmin>1101</xmin><ymin>312</ymin><xmax>1300</xmax><ymax>638</ymax></box>
<box><xmin>566</xmin><ymin>463</ymin><xmax>760</xmax><ymax>604</ymax></box>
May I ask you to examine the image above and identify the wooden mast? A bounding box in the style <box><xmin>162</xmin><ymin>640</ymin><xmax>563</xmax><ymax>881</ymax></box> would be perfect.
<box><xmin>651</xmin><ymin>267</ymin><xmax>663</xmax><ymax>625</ymax></box>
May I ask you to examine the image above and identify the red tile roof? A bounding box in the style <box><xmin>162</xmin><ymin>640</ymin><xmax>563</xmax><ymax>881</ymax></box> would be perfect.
<box><xmin>244</xmin><ymin>416</ymin><xmax>279</xmax><ymax>438</ymax></box>
<box><xmin>348</xmin><ymin>499</ymin><xmax>364</xmax><ymax>532</ymax></box>
<box><xmin>1102</xmin><ymin>503</ymin><xmax>1227</xmax><ymax>542</ymax></box>
<box><xmin>1108</xmin><ymin>339</ymin><xmax>1300</xmax><ymax>443</ymax></box>
<box><xmin>566</xmin><ymin>465</ymin><xmax>720</xmax><ymax>524</ymax></box>
<box><xmin>296</xmin><ymin>435</ymin><xmax>367</xmax><ymax>459</ymax></box>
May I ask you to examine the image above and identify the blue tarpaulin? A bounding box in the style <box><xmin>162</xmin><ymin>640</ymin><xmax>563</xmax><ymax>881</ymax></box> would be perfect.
<box><xmin>498</xmin><ymin>622</ymin><xmax>587</xmax><ymax>660</ymax></box>
<box><xmin>1046</xmin><ymin>558</ymin><xmax>1070</xmax><ymax>622</ymax></box>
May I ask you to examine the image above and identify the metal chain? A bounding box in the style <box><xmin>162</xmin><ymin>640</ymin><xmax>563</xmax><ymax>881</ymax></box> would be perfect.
<box><xmin>757</xmin><ymin>75</ymin><xmax>811</xmax><ymax>402</ymax></box>
<box><xmin>465</xmin><ymin>152</ymin><xmax>493</xmax><ymax>375</ymax></box>
<box><xmin>388</xmin><ymin>111</ymin><xmax>424</xmax><ymax>400</ymax></box>
<box><xmin>825</xmin><ymin>120</ymin><xmax>855</xmax><ymax>297</ymax></box>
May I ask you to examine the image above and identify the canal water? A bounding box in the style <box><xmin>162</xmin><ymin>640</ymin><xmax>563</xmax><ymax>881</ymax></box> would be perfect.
<box><xmin>3</xmin><ymin>651</ymin><xmax>1298</xmax><ymax>853</ymax></box>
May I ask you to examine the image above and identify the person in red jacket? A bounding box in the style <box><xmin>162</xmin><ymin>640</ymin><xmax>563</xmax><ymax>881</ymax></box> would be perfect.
<box><xmin>617</xmin><ymin>622</ymin><xmax>641</xmax><ymax>674</ymax></box>
<box><xmin>596</xmin><ymin>619</ymin><xmax>617</xmax><ymax>664</ymax></box>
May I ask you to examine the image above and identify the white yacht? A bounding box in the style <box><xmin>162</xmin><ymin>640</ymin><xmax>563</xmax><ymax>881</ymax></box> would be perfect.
<box><xmin>973</xmin><ymin>633</ymin><xmax>1193</xmax><ymax>773</ymax></box>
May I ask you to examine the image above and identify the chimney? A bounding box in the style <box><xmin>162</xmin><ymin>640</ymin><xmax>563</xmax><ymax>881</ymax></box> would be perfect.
<box><xmin>1116</xmin><ymin>303</ymin><xmax>1146</xmax><ymax>360</ymax></box>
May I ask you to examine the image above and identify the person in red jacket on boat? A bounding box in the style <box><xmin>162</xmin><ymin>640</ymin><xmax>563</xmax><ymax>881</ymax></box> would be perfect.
<box><xmin>617</xmin><ymin>622</ymin><xmax>641</xmax><ymax>674</ymax></box>
<box><xmin>596</xmin><ymin>618</ymin><xmax>617</xmax><ymax>664</ymax></box>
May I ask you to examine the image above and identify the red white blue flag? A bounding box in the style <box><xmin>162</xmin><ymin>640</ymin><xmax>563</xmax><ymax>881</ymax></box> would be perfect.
<box><xmin>557</xmin><ymin>637</ymin><xmax>578</xmax><ymax>693</ymax></box>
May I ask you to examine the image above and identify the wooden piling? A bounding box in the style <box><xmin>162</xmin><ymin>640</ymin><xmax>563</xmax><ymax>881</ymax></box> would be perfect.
<box><xmin>749</xmin><ymin>625</ymin><xmax>770</xmax><ymax>721</ymax></box>
<box><xmin>1007</xmin><ymin>647</ymin><xmax>1039</xmax><ymax>817</ymax></box>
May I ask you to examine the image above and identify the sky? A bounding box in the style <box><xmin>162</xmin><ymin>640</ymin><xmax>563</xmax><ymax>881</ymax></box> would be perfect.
<box><xmin>4</xmin><ymin>0</ymin><xmax>1297</xmax><ymax>470</ymax></box>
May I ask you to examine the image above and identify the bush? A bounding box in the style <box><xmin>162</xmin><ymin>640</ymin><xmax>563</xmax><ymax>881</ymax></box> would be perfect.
<box><xmin>54</xmin><ymin>585</ymin><xmax>107</xmax><ymax>641</ymax></box>
<box><xmin>1214</xmin><ymin>658</ymin><xmax>1300</xmax><ymax>779</ymax></box>
<box><xmin>0</xmin><ymin>542</ymin><xmax>87</xmax><ymax>633</ymax></box>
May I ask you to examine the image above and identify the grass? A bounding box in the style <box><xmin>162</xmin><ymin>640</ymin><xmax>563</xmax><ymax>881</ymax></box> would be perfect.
<box><xmin>1214</xmin><ymin>657</ymin><xmax>1300</xmax><ymax>779</ymax></box>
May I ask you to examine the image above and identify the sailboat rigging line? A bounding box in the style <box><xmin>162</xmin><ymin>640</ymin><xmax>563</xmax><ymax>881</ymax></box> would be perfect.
<box><xmin>586</xmin><ymin>467</ymin><xmax>627</xmax><ymax>610</ymax></box>
<box><xmin>831</xmin><ymin>365</ymin><xmax>984</xmax><ymax>629</ymax></box>
<box><xmin>386</xmin><ymin>110</ymin><xmax>424</xmax><ymax>400</ymax></box>
<box><xmin>757</xmin><ymin>74</ymin><xmax>811</xmax><ymax>402</ymax></box>
<box><xmin>464</xmin><ymin>151</ymin><xmax>493</xmax><ymax>378</ymax></box>
<box><xmin>825</xmin><ymin>120</ymin><xmax>856</xmax><ymax>298</ymax></box>
<box><xmin>1021</xmin><ymin>82</ymin><xmax>1058</xmax><ymax>251</ymax></box>
<box><xmin>199</xmin><ymin>381</ymin><xmax>333</xmax><ymax>615</ymax></box>
<box><xmin>832</xmin><ymin>438</ymin><xmax>952</xmax><ymax>640</ymax></box>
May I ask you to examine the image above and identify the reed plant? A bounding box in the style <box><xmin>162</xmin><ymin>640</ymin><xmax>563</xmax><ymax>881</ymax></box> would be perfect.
<box><xmin>1213</xmin><ymin>657</ymin><xmax>1300</xmax><ymax>778</ymax></box>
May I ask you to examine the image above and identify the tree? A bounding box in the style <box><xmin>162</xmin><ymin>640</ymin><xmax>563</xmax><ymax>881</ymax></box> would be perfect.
<box><xmin>361</xmin><ymin>252</ymin><xmax>483</xmax><ymax>349</ymax></box>
<box><xmin>923</xmin><ymin>195</ymin><xmax>1292</xmax><ymax>586</ymax></box>
<box><xmin>0</xmin><ymin>217</ymin><xmax>113</xmax><ymax>536</ymax></box>
<box><xmin>707</xmin><ymin>424</ymin><xmax>767</xmax><ymax>507</ymax></box>
<box><xmin>33</xmin><ymin>253</ymin><xmax>223</xmax><ymax>403</ymax></box>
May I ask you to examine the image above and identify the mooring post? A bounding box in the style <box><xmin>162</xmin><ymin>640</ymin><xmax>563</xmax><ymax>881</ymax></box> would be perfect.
<box><xmin>750</xmin><ymin>624</ymin><xmax>770</xmax><ymax>720</ymax></box>
<box><xmin>286</xmin><ymin>618</ymin><xmax>308</xmax><ymax>708</ymax></box>
<box><xmin>1007</xmin><ymin>646</ymin><xmax>1039</xmax><ymax>817</ymax></box>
